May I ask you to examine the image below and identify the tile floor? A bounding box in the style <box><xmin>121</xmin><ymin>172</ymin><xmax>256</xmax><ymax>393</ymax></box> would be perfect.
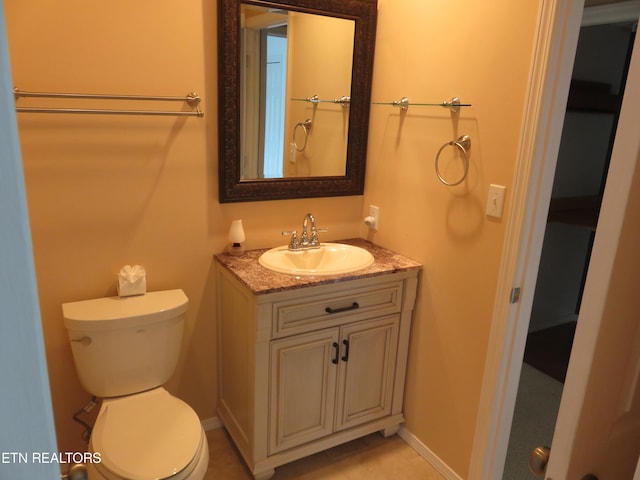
<box><xmin>203</xmin><ymin>428</ymin><xmax>446</xmax><ymax>480</ymax></box>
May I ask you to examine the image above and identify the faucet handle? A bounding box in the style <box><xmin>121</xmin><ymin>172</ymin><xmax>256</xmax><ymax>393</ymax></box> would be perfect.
<box><xmin>309</xmin><ymin>226</ymin><xmax>328</xmax><ymax>247</ymax></box>
<box><xmin>282</xmin><ymin>230</ymin><xmax>299</xmax><ymax>250</ymax></box>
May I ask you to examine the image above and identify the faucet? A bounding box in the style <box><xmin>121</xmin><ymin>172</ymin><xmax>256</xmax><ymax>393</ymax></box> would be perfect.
<box><xmin>301</xmin><ymin>213</ymin><xmax>317</xmax><ymax>248</ymax></box>
<box><xmin>282</xmin><ymin>213</ymin><xmax>327</xmax><ymax>250</ymax></box>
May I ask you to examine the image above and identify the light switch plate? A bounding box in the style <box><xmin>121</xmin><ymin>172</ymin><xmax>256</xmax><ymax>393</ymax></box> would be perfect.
<box><xmin>486</xmin><ymin>184</ymin><xmax>506</xmax><ymax>218</ymax></box>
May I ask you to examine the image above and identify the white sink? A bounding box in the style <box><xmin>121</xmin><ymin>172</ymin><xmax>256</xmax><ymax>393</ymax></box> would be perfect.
<box><xmin>259</xmin><ymin>243</ymin><xmax>374</xmax><ymax>277</ymax></box>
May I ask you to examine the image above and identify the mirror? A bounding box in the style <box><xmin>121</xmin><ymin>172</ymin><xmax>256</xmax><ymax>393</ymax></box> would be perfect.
<box><xmin>240</xmin><ymin>6</ymin><xmax>354</xmax><ymax>180</ymax></box>
<box><xmin>218</xmin><ymin>0</ymin><xmax>378</xmax><ymax>202</ymax></box>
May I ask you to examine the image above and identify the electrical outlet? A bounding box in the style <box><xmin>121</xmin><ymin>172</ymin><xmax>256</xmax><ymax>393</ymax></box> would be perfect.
<box><xmin>486</xmin><ymin>184</ymin><xmax>506</xmax><ymax>219</ymax></box>
<box><xmin>365</xmin><ymin>205</ymin><xmax>380</xmax><ymax>230</ymax></box>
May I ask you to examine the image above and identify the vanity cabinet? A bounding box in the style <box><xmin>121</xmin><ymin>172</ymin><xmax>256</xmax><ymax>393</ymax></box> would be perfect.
<box><xmin>270</xmin><ymin>314</ymin><xmax>399</xmax><ymax>454</ymax></box>
<box><xmin>214</xmin><ymin>240</ymin><xmax>420</xmax><ymax>480</ymax></box>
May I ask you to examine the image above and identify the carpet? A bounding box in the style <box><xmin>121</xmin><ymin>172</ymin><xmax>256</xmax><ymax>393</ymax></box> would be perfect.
<box><xmin>503</xmin><ymin>363</ymin><xmax>564</xmax><ymax>479</ymax></box>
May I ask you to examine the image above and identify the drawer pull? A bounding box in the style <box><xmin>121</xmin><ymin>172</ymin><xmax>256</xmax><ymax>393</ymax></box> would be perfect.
<box><xmin>325</xmin><ymin>302</ymin><xmax>359</xmax><ymax>314</ymax></box>
<box><xmin>341</xmin><ymin>339</ymin><xmax>350</xmax><ymax>362</ymax></box>
<box><xmin>332</xmin><ymin>342</ymin><xmax>339</xmax><ymax>364</ymax></box>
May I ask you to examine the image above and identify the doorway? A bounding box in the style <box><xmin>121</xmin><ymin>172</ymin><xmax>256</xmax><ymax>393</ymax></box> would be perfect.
<box><xmin>503</xmin><ymin>14</ymin><xmax>636</xmax><ymax>480</ymax></box>
<box><xmin>260</xmin><ymin>27</ymin><xmax>288</xmax><ymax>178</ymax></box>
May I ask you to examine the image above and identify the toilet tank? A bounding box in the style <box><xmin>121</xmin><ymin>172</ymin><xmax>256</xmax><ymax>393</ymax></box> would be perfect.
<box><xmin>62</xmin><ymin>289</ymin><xmax>188</xmax><ymax>398</ymax></box>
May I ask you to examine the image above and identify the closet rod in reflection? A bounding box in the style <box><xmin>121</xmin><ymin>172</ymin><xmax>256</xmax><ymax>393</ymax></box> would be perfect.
<box><xmin>13</xmin><ymin>88</ymin><xmax>204</xmax><ymax>117</ymax></box>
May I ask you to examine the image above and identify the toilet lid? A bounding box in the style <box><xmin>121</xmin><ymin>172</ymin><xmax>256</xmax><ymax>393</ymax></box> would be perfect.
<box><xmin>92</xmin><ymin>388</ymin><xmax>202</xmax><ymax>480</ymax></box>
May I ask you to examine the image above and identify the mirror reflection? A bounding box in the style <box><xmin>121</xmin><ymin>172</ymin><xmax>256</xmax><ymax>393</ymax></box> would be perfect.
<box><xmin>240</xmin><ymin>5</ymin><xmax>355</xmax><ymax>179</ymax></box>
<box><xmin>218</xmin><ymin>0</ymin><xmax>377</xmax><ymax>203</ymax></box>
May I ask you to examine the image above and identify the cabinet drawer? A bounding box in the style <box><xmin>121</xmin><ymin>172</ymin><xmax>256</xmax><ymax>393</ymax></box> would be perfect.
<box><xmin>273</xmin><ymin>281</ymin><xmax>403</xmax><ymax>337</ymax></box>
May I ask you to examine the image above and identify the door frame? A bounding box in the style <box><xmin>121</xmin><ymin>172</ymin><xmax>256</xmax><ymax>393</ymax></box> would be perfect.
<box><xmin>469</xmin><ymin>0</ymin><xmax>640</xmax><ymax>478</ymax></box>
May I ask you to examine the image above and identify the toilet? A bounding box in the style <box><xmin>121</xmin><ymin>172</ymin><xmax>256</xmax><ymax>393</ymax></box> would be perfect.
<box><xmin>62</xmin><ymin>289</ymin><xmax>209</xmax><ymax>479</ymax></box>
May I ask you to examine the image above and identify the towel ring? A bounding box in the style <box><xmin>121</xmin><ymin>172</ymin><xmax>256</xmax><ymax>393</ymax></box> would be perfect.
<box><xmin>435</xmin><ymin>135</ymin><xmax>471</xmax><ymax>186</ymax></box>
<box><xmin>293</xmin><ymin>119</ymin><xmax>312</xmax><ymax>152</ymax></box>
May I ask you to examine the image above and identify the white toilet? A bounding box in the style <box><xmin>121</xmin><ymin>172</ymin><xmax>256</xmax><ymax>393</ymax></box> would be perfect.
<box><xmin>63</xmin><ymin>289</ymin><xmax>209</xmax><ymax>479</ymax></box>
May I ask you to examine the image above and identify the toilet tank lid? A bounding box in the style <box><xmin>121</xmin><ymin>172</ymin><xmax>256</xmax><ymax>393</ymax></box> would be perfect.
<box><xmin>62</xmin><ymin>289</ymin><xmax>188</xmax><ymax>331</ymax></box>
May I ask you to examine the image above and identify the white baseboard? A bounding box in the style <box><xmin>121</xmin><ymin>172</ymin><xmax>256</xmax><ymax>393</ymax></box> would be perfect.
<box><xmin>203</xmin><ymin>416</ymin><xmax>459</xmax><ymax>479</ymax></box>
<box><xmin>582</xmin><ymin>0</ymin><xmax>640</xmax><ymax>27</ymax></box>
<box><xmin>398</xmin><ymin>425</ymin><xmax>462</xmax><ymax>480</ymax></box>
<box><xmin>201</xmin><ymin>416</ymin><xmax>223</xmax><ymax>431</ymax></box>
<box><xmin>528</xmin><ymin>309</ymin><xmax>578</xmax><ymax>332</ymax></box>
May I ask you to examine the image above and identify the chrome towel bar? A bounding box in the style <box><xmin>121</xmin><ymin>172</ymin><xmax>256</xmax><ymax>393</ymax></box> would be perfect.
<box><xmin>13</xmin><ymin>87</ymin><xmax>203</xmax><ymax>117</ymax></box>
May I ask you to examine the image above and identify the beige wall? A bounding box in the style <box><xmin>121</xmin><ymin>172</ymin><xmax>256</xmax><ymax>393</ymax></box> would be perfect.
<box><xmin>5</xmin><ymin>0</ymin><xmax>542</xmax><ymax>476</ymax></box>
<box><xmin>363</xmin><ymin>1</ymin><xmax>541</xmax><ymax>475</ymax></box>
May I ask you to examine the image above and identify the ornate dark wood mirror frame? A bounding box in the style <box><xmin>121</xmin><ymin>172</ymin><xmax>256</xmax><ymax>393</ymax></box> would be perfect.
<box><xmin>218</xmin><ymin>0</ymin><xmax>378</xmax><ymax>203</ymax></box>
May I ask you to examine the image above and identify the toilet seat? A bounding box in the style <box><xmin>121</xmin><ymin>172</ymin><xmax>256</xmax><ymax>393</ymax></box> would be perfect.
<box><xmin>90</xmin><ymin>388</ymin><xmax>204</xmax><ymax>480</ymax></box>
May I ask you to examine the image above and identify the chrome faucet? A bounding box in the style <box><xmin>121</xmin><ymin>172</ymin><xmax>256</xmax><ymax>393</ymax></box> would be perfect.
<box><xmin>301</xmin><ymin>213</ymin><xmax>317</xmax><ymax>247</ymax></box>
<box><xmin>282</xmin><ymin>213</ymin><xmax>327</xmax><ymax>250</ymax></box>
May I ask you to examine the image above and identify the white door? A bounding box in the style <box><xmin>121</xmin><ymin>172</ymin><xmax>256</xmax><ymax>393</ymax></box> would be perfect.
<box><xmin>0</xmin><ymin>10</ymin><xmax>60</xmax><ymax>478</ymax></box>
<box><xmin>544</xmin><ymin>24</ymin><xmax>640</xmax><ymax>479</ymax></box>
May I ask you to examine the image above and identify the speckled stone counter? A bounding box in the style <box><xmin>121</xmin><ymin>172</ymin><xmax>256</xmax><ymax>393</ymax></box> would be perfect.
<box><xmin>214</xmin><ymin>238</ymin><xmax>422</xmax><ymax>295</ymax></box>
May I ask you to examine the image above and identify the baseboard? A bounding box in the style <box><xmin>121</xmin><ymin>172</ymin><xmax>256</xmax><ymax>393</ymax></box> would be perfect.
<box><xmin>201</xmin><ymin>416</ymin><xmax>223</xmax><ymax>431</ymax></box>
<box><xmin>529</xmin><ymin>308</ymin><xmax>578</xmax><ymax>332</ymax></box>
<box><xmin>204</xmin><ymin>416</ymin><xmax>459</xmax><ymax>478</ymax></box>
<box><xmin>582</xmin><ymin>0</ymin><xmax>640</xmax><ymax>27</ymax></box>
<box><xmin>398</xmin><ymin>425</ymin><xmax>462</xmax><ymax>480</ymax></box>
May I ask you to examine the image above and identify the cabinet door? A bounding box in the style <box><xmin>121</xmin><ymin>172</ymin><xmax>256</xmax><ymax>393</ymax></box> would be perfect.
<box><xmin>269</xmin><ymin>328</ymin><xmax>339</xmax><ymax>454</ymax></box>
<box><xmin>335</xmin><ymin>315</ymin><xmax>400</xmax><ymax>431</ymax></box>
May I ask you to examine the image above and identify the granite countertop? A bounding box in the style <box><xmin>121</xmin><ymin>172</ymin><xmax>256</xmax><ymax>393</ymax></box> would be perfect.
<box><xmin>214</xmin><ymin>238</ymin><xmax>422</xmax><ymax>295</ymax></box>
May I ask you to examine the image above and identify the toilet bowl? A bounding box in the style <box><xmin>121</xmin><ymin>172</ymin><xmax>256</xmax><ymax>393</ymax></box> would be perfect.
<box><xmin>86</xmin><ymin>388</ymin><xmax>208</xmax><ymax>480</ymax></box>
<box><xmin>63</xmin><ymin>290</ymin><xmax>209</xmax><ymax>479</ymax></box>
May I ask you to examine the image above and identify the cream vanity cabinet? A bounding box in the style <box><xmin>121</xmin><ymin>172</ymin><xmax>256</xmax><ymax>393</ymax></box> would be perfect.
<box><xmin>215</xmin><ymin>240</ymin><xmax>421</xmax><ymax>480</ymax></box>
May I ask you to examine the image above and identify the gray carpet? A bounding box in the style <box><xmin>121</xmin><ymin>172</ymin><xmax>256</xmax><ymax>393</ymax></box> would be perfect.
<box><xmin>502</xmin><ymin>363</ymin><xmax>564</xmax><ymax>479</ymax></box>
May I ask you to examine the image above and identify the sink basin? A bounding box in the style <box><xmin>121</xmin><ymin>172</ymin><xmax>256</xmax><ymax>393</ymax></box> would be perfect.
<box><xmin>258</xmin><ymin>243</ymin><xmax>374</xmax><ymax>276</ymax></box>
